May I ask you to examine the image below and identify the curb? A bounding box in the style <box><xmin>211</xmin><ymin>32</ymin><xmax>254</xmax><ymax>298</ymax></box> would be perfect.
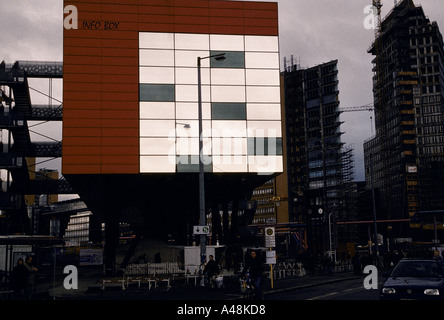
<box><xmin>264</xmin><ymin>275</ymin><xmax>362</xmax><ymax>296</ymax></box>
<box><xmin>226</xmin><ymin>274</ymin><xmax>362</xmax><ymax>300</ymax></box>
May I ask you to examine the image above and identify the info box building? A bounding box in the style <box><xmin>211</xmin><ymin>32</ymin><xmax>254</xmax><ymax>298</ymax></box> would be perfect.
<box><xmin>62</xmin><ymin>0</ymin><xmax>282</xmax><ymax>264</ymax></box>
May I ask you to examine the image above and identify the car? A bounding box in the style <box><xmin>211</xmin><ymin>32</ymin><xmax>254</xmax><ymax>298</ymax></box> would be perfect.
<box><xmin>380</xmin><ymin>258</ymin><xmax>444</xmax><ymax>300</ymax></box>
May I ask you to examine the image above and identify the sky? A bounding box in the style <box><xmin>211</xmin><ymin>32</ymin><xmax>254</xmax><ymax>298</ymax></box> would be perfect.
<box><xmin>1</xmin><ymin>0</ymin><xmax>443</xmax><ymax>189</ymax></box>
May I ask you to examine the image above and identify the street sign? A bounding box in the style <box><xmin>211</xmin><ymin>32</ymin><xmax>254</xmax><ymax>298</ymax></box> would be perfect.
<box><xmin>264</xmin><ymin>227</ymin><xmax>276</xmax><ymax>248</ymax></box>
<box><xmin>266</xmin><ymin>250</ymin><xmax>276</xmax><ymax>264</ymax></box>
<box><xmin>193</xmin><ymin>225</ymin><xmax>210</xmax><ymax>235</ymax></box>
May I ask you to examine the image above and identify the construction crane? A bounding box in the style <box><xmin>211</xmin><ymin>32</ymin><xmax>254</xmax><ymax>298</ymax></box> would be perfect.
<box><xmin>339</xmin><ymin>105</ymin><xmax>374</xmax><ymax>112</ymax></box>
<box><xmin>373</xmin><ymin>0</ymin><xmax>383</xmax><ymax>36</ymax></box>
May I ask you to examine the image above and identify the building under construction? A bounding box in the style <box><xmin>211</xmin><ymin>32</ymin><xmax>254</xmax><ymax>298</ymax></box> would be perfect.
<box><xmin>364</xmin><ymin>0</ymin><xmax>444</xmax><ymax>244</ymax></box>
<box><xmin>280</xmin><ymin>59</ymin><xmax>357</xmax><ymax>256</ymax></box>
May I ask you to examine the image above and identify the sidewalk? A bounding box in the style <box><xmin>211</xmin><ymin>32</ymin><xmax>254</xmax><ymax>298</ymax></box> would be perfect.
<box><xmin>50</xmin><ymin>269</ymin><xmax>361</xmax><ymax>300</ymax></box>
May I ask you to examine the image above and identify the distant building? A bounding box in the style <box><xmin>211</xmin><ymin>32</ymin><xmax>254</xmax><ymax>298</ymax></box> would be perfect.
<box><xmin>250</xmin><ymin>59</ymin><xmax>357</xmax><ymax>256</ymax></box>
<box><xmin>250</xmin><ymin>179</ymin><xmax>276</xmax><ymax>224</ymax></box>
<box><xmin>24</xmin><ymin>159</ymin><xmax>59</xmax><ymax>206</ymax></box>
<box><xmin>364</xmin><ymin>0</ymin><xmax>444</xmax><ymax>243</ymax></box>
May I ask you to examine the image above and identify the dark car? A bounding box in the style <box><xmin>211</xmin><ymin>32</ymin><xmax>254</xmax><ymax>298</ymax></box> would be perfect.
<box><xmin>380</xmin><ymin>258</ymin><xmax>444</xmax><ymax>300</ymax></box>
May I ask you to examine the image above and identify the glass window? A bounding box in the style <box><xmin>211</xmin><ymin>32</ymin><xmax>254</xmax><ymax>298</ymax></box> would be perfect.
<box><xmin>212</xmin><ymin>137</ymin><xmax>247</xmax><ymax>155</ymax></box>
<box><xmin>247</xmin><ymin>137</ymin><xmax>283</xmax><ymax>155</ymax></box>
<box><xmin>176</xmin><ymin>102</ymin><xmax>211</xmax><ymax>120</ymax></box>
<box><xmin>247</xmin><ymin>121</ymin><xmax>282</xmax><ymax>137</ymax></box>
<box><xmin>245</xmin><ymin>52</ymin><xmax>279</xmax><ymax>69</ymax></box>
<box><xmin>246</xmin><ymin>86</ymin><xmax>280</xmax><ymax>103</ymax></box>
<box><xmin>308</xmin><ymin>160</ymin><xmax>323</xmax><ymax>169</ymax></box>
<box><xmin>140</xmin><ymin>102</ymin><xmax>175</xmax><ymax>119</ymax></box>
<box><xmin>175</xmin><ymin>34</ymin><xmax>209</xmax><ymax>50</ymax></box>
<box><xmin>140</xmin><ymin>137</ymin><xmax>175</xmax><ymax>155</ymax></box>
<box><xmin>176</xmin><ymin>84</ymin><xmax>211</xmax><ymax>102</ymax></box>
<box><xmin>246</xmin><ymin>69</ymin><xmax>280</xmax><ymax>86</ymax></box>
<box><xmin>140</xmin><ymin>120</ymin><xmax>175</xmax><ymax>137</ymax></box>
<box><xmin>139</xmin><ymin>84</ymin><xmax>175</xmax><ymax>102</ymax></box>
<box><xmin>175</xmin><ymin>50</ymin><xmax>210</xmax><ymax>67</ymax></box>
<box><xmin>246</xmin><ymin>104</ymin><xmax>281</xmax><ymax>120</ymax></box>
<box><xmin>210</xmin><ymin>34</ymin><xmax>244</xmax><ymax>51</ymax></box>
<box><xmin>211</xmin><ymin>86</ymin><xmax>245</xmax><ymax>103</ymax></box>
<box><xmin>175</xmin><ymin>120</ymin><xmax>212</xmax><ymax>138</ymax></box>
<box><xmin>176</xmin><ymin>155</ymin><xmax>212</xmax><ymax>172</ymax></box>
<box><xmin>140</xmin><ymin>156</ymin><xmax>176</xmax><ymax>173</ymax></box>
<box><xmin>176</xmin><ymin>67</ymin><xmax>210</xmax><ymax>85</ymax></box>
<box><xmin>248</xmin><ymin>155</ymin><xmax>283</xmax><ymax>173</ymax></box>
<box><xmin>309</xmin><ymin>170</ymin><xmax>324</xmax><ymax>179</ymax></box>
<box><xmin>139</xmin><ymin>67</ymin><xmax>175</xmax><ymax>84</ymax></box>
<box><xmin>210</xmin><ymin>51</ymin><xmax>245</xmax><ymax>69</ymax></box>
<box><xmin>245</xmin><ymin>36</ymin><xmax>279</xmax><ymax>52</ymax></box>
<box><xmin>212</xmin><ymin>155</ymin><xmax>248</xmax><ymax>173</ymax></box>
<box><xmin>211</xmin><ymin>69</ymin><xmax>245</xmax><ymax>86</ymax></box>
<box><xmin>176</xmin><ymin>137</ymin><xmax>212</xmax><ymax>155</ymax></box>
<box><xmin>212</xmin><ymin>103</ymin><xmax>246</xmax><ymax>120</ymax></box>
<box><xmin>139</xmin><ymin>49</ymin><xmax>174</xmax><ymax>66</ymax></box>
<box><xmin>309</xmin><ymin>181</ymin><xmax>324</xmax><ymax>189</ymax></box>
<box><xmin>139</xmin><ymin>32</ymin><xmax>174</xmax><ymax>49</ymax></box>
<box><xmin>212</xmin><ymin>120</ymin><xmax>247</xmax><ymax>138</ymax></box>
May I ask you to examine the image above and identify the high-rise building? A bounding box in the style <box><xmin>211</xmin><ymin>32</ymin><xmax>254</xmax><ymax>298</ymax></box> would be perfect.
<box><xmin>364</xmin><ymin>0</ymin><xmax>444</xmax><ymax>242</ymax></box>
<box><xmin>281</xmin><ymin>59</ymin><xmax>356</xmax><ymax>256</ymax></box>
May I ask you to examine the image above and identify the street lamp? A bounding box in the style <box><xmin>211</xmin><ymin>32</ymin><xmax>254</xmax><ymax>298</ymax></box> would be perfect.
<box><xmin>328</xmin><ymin>211</ymin><xmax>334</xmax><ymax>261</ymax></box>
<box><xmin>370</xmin><ymin>153</ymin><xmax>379</xmax><ymax>259</ymax></box>
<box><xmin>197</xmin><ymin>53</ymin><xmax>226</xmax><ymax>265</ymax></box>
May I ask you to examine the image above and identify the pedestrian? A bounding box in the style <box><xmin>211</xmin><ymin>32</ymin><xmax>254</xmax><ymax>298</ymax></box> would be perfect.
<box><xmin>203</xmin><ymin>255</ymin><xmax>220</xmax><ymax>288</ymax></box>
<box><xmin>10</xmin><ymin>258</ymin><xmax>27</xmax><ymax>299</ymax></box>
<box><xmin>241</xmin><ymin>250</ymin><xmax>264</xmax><ymax>300</ymax></box>
<box><xmin>24</xmin><ymin>255</ymin><xmax>38</xmax><ymax>299</ymax></box>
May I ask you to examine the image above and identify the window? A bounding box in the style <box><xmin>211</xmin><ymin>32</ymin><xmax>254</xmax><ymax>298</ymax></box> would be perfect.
<box><xmin>210</xmin><ymin>51</ymin><xmax>245</xmax><ymax>69</ymax></box>
<box><xmin>139</xmin><ymin>84</ymin><xmax>175</xmax><ymax>102</ymax></box>
<box><xmin>247</xmin><ymin>137</ymin><xmax>283</xmax><ymax>156</ymax></box>
<box><xmin>176</xmin><ymin>155</ymin><xmax>213</xmax><ymax>173</ymax></box>
<box><xmin>212</xmin><ymin>103</ymin><xmax>246</xmax><ymax>120</ymax></box>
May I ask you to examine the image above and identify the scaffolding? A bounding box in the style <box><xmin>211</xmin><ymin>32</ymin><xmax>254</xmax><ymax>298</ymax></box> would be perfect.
<box><xmin>0</xmin><ymin>60</ymin><xmax>74</xmax><ymax>234</ymax></box>
<box><xmin>364</xmin><ymin>0</ymin><xmax>444</xmax><ymax>242</ymax></box>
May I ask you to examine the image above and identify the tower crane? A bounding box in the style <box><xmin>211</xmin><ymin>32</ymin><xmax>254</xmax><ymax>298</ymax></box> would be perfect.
<box><xmin>339</xmin><ymin>105</ymin><xmax>374</xmax><ymax>112</ymax></box>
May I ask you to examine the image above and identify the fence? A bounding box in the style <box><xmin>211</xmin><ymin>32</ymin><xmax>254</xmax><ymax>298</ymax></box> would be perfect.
<box><xmin>270</xmin><ymin>260</ymin><xmax>353</xmax><ymax>279</ymax></box>
<box><xmin>271</xmin><ymin>261</ymin><xmax>306</xmax><ymax>279</ymax></box>
<box><xmin>124</xmin><ymin>262</ymin><xmax>183</xmax><ymax>277</ymax></box>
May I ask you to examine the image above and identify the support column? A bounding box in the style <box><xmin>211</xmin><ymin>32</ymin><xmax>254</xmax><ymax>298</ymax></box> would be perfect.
<box><xmin>104</xmin><ymin>210</ymin><xmax>120</xmax><ymax>276</ymax></box>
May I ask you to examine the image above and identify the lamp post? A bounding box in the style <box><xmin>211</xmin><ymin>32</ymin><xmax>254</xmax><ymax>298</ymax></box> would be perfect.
<box><xmin>328</xmin><ymin>211</ymin><xmax>334</xmax><ymax>261</ymax></box>
<box><xmin>197</xmin><ymin>53</ymin><xmax>226</xmax><ymax>264</ymax></box>
<box><xmin>370</xmin><ymin>153</ymin><xmax>379</xmax><ymax>259</ymax></box>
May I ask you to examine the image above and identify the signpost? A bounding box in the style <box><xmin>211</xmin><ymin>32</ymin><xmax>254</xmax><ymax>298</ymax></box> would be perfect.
<box><xmin>193</xmin><ymin>225</ymin><xmax>210</xmax><ymax>235</ymax></box>
<box><xmin>264</xmin><ymin>227</ymin><xmax>276</xmax><ymax>288</ymax></box>
<box><xmin>266</xmin><ymin>250</ymin><xmax>276</xmax><ymax>264</ymax></box>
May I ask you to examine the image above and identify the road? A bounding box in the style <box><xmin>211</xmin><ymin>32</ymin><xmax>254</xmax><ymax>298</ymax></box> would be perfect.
<box><xmin>267</xmin><ymin>276</ymin><xmax>385</xmax><ymax>300</ymax></box>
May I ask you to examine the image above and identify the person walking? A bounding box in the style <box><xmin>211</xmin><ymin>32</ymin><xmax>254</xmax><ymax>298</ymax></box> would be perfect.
<box><xmin>11</xmin><ymin>258</ymin><xmax>27</xmax><ymax>299</ymax></box>
<box><xmin>203</xmin><ymin>255</ymin><xmax>220</xmax><ymax>288</ymax></box>
<box><xmin>24</xmin><ymin>255</ymin><xmax>38</xmax><ymax>299</ymax></box>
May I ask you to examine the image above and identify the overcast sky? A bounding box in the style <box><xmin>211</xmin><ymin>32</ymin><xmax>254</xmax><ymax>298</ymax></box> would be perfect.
<box><xmin>1</xmin><ymin>0</ymin><xmax>443</xmax><ymax>184</ymax></box>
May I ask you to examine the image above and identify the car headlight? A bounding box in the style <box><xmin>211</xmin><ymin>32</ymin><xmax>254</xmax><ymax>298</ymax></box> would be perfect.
<box><xmin>382</xmin><ymin>287</ymin><xmax>396</xmax><ymax>294</ymax></box>
<box><xmin>424</xmin><ymin>289</ymin><xmax>440</xmax><ymax>296</ymax></box>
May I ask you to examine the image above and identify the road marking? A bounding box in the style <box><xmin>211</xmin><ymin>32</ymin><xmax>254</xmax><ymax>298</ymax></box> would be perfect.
<box><xmin>307</xmin><ymin>281</ymin><xmax>383</xmax><ymax>300</ymax></box>
<box><xmin>308</xmin><ymin>292</ymin><xmax>340</xmax><ymax>300</ymax></box>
